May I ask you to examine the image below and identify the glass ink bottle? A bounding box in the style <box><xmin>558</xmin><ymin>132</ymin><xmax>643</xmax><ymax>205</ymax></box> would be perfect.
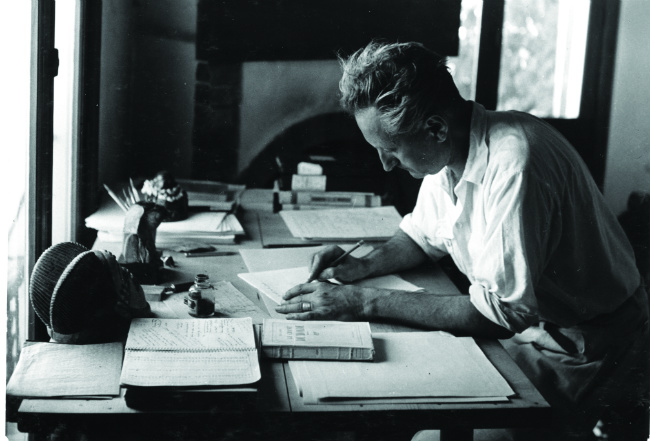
<box><xmin>184</xmin><ymin>274</ymin><xmax>215</xmax><ymax>317</ymax></box>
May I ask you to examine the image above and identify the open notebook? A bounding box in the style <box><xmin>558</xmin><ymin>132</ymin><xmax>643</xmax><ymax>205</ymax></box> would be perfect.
<box><xmin>120</xmin><ymin>317</ymin><xmax>261</xmax><ymax>388</ymax></box>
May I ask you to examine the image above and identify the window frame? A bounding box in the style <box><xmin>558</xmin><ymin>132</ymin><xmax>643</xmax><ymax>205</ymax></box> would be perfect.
<box><xmin>27</xmin><ymin>0</ymin><xmax>102</xmax><ymax>341</ymax></box>
<box><xmin>29</xmin><ymin>0</ymin><xmax>57</xmax><ymax>341</ymax></box>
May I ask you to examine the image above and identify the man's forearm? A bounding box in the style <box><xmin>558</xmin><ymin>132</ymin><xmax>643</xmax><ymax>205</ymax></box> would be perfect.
<box><xmin>360</xmin><ymin>289</ymin><xmax>514</xmax><ymax>339</ymax></box>
<box><xmin>361</xmin><ymin>229</ymin><xmax>429</xmax><ymax>277</ymax></box>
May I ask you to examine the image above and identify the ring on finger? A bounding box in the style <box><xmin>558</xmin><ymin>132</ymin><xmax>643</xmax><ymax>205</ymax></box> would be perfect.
<box><xmin>300</xmin><ymin>302</ymin><xmax>312</xmax><ymax>312</ymax></box>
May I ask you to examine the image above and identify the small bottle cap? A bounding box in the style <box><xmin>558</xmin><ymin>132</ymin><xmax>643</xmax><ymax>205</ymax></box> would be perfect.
<box><xmin>195</xmin><ymin>274</ymin><xmax>209</xmax><ymax>283</ymax></box>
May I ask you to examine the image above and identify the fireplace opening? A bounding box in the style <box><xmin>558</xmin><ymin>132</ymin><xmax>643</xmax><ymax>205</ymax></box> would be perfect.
<box><xmin>237</xmin><ymin>112</ymin><xmax>422</xmax><ymax>215</ymax></box>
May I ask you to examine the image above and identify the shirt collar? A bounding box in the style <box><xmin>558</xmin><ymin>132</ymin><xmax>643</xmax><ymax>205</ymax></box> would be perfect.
<box><xmin>431</xmin><ymin>102</ymin><xmax>489</xmax><ymax>194</ymax></box>
<box><xmin>460</xmin><ymin>101</ymin><xmax>489</xmax><ymax>186</ymax></box>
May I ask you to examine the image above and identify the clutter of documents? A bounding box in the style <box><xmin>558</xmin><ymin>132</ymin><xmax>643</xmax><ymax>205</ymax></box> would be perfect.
<box><xmin>279</xmin><ymin>206</ymin><xmax>402</xmax><ymax>241</ymax></box>
<box><xmin>86</xmin><ymin>203</ymin><xmax>245</xmax><ymax>245</ymax></box>
<box><xmin>176</xmin><ymin>179</ymin><xmax>246</xmax><ymax>212</ymax></box>
<box><xmin>289</xmin><ymin>332</ymin><xmax>515</xmax><ymax>404</ymax></box>
<box><xmin>261</xmin><ymin>319</ymin><xmax>375</xmax><ymax>360</ymax></box>
<box><xmin>120</xmin><ymin>317</ymin><xmax>261</xmax><ymax>388</ymax></box>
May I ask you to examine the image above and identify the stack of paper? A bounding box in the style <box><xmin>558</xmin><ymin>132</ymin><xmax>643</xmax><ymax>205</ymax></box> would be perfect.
<box><xmin>290</xmin><ymin>332</ymin><xmax>515</xmax><ymax>404</ymax></box>
<box><xmin>86</xmin><ymin>203</ymin><xmax>245</xmax><ymax>245</ymax></box>
<box><xmin>279</xmin><ymin>206</ymin><xmax>402</xmax><ymax>241</ymax></box>
<box><xmin>177</xmin><ymin>179</ymin><xmax>246</xmax><ymax>212</ymax></box>
<box><xmin>6</xmin><ymin>342</ymin><xmax>123</xmax><ymax>398</ymax></box>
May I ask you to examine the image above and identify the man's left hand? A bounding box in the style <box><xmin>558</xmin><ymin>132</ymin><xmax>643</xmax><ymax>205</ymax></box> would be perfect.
<box><xmin>275</xmin><ymin>282</ymin><xmax>367</xmax><ymax>321</ymax></box>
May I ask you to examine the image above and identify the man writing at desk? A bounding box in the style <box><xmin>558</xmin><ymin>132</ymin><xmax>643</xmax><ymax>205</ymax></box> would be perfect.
<box><xmin>276</xmin><ymin>41</ymin><xmax>649</xmax><ymax>441</ymax></box>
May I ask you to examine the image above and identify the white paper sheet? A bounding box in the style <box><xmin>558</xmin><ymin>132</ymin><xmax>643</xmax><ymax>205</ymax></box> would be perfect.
<box><xmin>124</xmin><ymin>317</ymin><xmax>256</xmax><ymax>351</ymax></box>
<box><xmin>120</xmin><ymin>350</ymin><xmax>261</xmax><ymax>387</ymax></box>
<box><xmin>279</xmin><ymin>206</ymin><xmax>402</xmax><ymax>240</ymax></box>
<box><xmin>289</xmin><ymin>332</ymin><xmax>514</xmax><ymax>404</ymax></box>
<box><xmin>86</xmin><ymin>204</ymin><xmax>227</xmax><ymax>234</ymax></box>
<box><xmin>238</xmin><ymin>266</ymin><xmax>422</xmax><ymax>305</ymax></box>
<box><xmin>211</xmin><ymin>281</ymin><xmax>269</xmax><ymax>322</ymax></box>
<box><xmin>239</xmin><ymin>244</ymin><xmax>371</xmax><ymax>272</ymax></box>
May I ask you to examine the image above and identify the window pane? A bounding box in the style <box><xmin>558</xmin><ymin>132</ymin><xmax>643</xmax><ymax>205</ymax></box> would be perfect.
<box><xmin>4</xmin><ymin>1</ymin><xmax>31</xmax><ymax>383</ymax></box>
<box><xmin>52</xmin><ymin>0</ymin><xmax>78</xmax><ymax>243</ymax></box>
<box><xmin>498</xmin><ymin>0</ymin><xmax>590</xmax><ymax>118</ymax></box>
<box><xmin>449</xmin><ymin>0</ymin><xmax>483</xmax><ymax>100</ymax></box>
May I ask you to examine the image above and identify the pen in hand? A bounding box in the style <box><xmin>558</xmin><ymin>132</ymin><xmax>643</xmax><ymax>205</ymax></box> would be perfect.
<box><xmin>306</xmin><ymin>240</ymin><xmax>364</xmax><ymax>282</ymax></box>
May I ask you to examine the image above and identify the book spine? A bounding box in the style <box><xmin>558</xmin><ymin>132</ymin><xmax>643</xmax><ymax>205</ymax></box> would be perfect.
<box><xmin>262</xmin><ymin>346</ymin><xmax>374</xmax><ymax>360</ymax></box>
<box><xmin>280</xmin><ymin>204</ymin><xmax>336</xmax><ymax>211</ymax></box>
<box><xmin>279</xmin><ymin>191</ymin><xmax>381</xmax><ymax>208</ymax></box>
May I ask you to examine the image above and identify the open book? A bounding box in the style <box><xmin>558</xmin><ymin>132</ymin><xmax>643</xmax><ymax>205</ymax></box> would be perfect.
<box><xmin>261</xmin><ymin>319</ymin><xmax>374</xmax><ymax>361</ymax></box>
<box><xmin>120</xmin><ymin>317</ymin><xmax>261</xmax><ymax>388</ymax></box>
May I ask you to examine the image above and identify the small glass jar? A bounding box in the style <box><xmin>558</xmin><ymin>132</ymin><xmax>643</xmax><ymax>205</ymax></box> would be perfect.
<box><xmin>184</xmin><ymin>286</ymin><xmax>202</xmax><ymax>316</ymax></box>
<box><xmin>184</xmin><ymin>274</ymin><xmax>215</xmax><ymax>317</ymax></box>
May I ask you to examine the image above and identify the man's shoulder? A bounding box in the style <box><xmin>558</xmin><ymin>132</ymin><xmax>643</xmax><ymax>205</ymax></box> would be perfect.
<box><xmin>485</xmin><ymin>110</ymin><xmax>534</xmax><ymax>143</ymax></box>
<box><xmin>483</xmin><ymin>112</ymin><xmax>532</xmax><ymax>173</ymax></box>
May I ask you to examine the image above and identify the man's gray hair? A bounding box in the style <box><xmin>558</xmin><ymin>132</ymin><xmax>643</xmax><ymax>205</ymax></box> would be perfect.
<box><xmin>339</xmin><ymin>41</ymin><xmax>462</xmax><ymax>137</ymax></box>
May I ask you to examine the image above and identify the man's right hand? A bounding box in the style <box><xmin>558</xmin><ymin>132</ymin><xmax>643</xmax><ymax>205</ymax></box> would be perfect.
<box><xmin>306</xmin><ymin>245</ymin><xmax>369</xmax><ymax>283</ymax></box>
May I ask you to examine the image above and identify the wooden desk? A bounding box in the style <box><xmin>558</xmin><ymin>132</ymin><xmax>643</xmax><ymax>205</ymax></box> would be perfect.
<box><xmin>15</xmin><ymin>203</ymin><xmax>551</xmax><ymax>441</ymax></box>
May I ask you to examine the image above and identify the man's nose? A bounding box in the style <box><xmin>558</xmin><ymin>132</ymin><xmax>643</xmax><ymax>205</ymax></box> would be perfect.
<box><xmin>378</xmin><ymin>150</ymin><xmax>398</xmax><ymax>172</ymax></box>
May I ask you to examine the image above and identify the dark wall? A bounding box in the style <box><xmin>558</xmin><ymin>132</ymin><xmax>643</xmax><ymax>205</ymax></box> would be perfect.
<box><xmin>99</xmin><ymin>0</ymin><xmax>197</xmax><ymax>186</ymax></box>
<box><xmin>99</xmin><ymin>0</ymin><xmax>460</xmax><ymax>187</ymax></box>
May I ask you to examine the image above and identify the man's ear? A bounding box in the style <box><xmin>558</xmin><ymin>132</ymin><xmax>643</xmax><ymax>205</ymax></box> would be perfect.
<box><xmin>425</xmin><ymin>116</ymin><xmax>448</xmax><ymax>143</ymax></box>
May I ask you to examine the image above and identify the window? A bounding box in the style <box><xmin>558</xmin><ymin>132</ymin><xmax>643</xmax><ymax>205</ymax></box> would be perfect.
<box><xmin>497</xmin><ymin>0</ymin><xmax>590</xmax><ymax>117</ymax></box>
<box><xmin>52</xmin><ymin>0</ymin><xmax>80</xmax><ymax>243</ymax></box>
<box><xmin>450</xmin><ymin>0</ymin><xmax>616</xmax><ymax>187</ymax></box>
<box><xmin>449</xmin><ymin>0</ymin><xmax>483</xmax><ymax>101</ymax></box>
<box><xmin>4</xmin><ymin>1</ymin><xmax>32</xmax><ymax>384</ymax></box>
<box><xmin>451</xmin><ymin>0</ymin><xmax>591</xmax><ymax>117</ymax></box>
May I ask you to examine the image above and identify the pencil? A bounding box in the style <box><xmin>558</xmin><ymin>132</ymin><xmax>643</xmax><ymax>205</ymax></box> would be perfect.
<box><xmin>129</xmin><ymin>178</ymin><xmax>141</xmax><ymax>202</ymax></box>
<box><xmin>185</xmin><ymin>251</ymin><xmax>237</xmax><ymax>258</ymax></box>
<box><xmin>306</xmin><ymin>240</ymin><xmax>365</xmax><ymax>282</ymax></box>
<box><xmin>330</xmin><ymin>240</ymin><xmax>365</xmax><ymax>267</ymax></box>
<box><xmin>103</xmin><ymin>184</ymin><xmax>128</xmax><ymax>212</ymax></box>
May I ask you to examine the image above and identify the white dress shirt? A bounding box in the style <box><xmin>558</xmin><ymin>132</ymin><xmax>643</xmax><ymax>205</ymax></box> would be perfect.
<box><xmin>399</xmin><ymin>103</ymin><xmax>648</xmax><ymax>422</ymax></box>
<box><xmin>400</xmin><ymin>102</ymin><xmax>640</xmax><ymax>333</ymax></box>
